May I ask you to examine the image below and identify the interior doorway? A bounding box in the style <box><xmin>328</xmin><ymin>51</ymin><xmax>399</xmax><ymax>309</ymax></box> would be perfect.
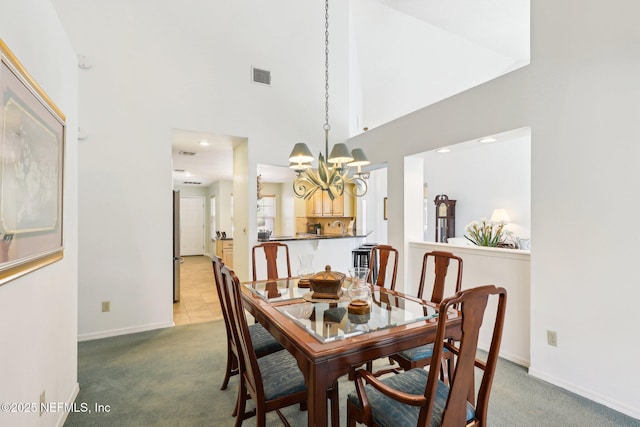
<box><xmin>180</xmin><ymin>196</ymin><xmax>205</xmax><ymax>256</ymax></box>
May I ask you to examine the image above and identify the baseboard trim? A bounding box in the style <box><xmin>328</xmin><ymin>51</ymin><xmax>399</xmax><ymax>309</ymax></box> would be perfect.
<box><xmin>55</xmin><ymin>382</ymin><xmax>80</xmax><ymax>427</ymax></box>
<box><xmin>78</xmin><ymin>321</ymin><xmax>174</xmax><ymax>342</ymax></box>
<box><xmin>495</xmin><ymin>349</ymin><xmax>529</xmax><ymax>368</ymax></box>
<box><xmin>528</xmin><ymin>367</ymin><xmax>640</xmax><ymax>420</ymax></box>
<box><xmin>479</xmin><ymin>343</ymin><xmax>530</xmax><ymax>368</ymax></box>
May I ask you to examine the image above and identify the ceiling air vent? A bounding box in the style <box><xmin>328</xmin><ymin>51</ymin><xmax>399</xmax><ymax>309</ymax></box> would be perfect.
<box><xmin>252</xmin><ymin>67</ymin><xmax>271</xmax><ymax>86</ymax></box>
<box><xmin>173</xmin><ymin>168</ymin><xmax>185</xmax><ymax>173</ymax></box>
<box><xmin>183</xmin><ymin>181</ymin><xmax>202</xmax><ymax>185</ymax></box>
<box><xmin>179</xmin><ymin>150</ymin><xmax>196</xmax><ymax>156</ymax></box>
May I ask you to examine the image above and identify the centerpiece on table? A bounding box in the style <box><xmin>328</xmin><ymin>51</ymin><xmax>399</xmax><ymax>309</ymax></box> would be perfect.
<box><xmin>308</xmin><ymin>265</ymin><xmax>345</xmax><ymax>299</ymax></box>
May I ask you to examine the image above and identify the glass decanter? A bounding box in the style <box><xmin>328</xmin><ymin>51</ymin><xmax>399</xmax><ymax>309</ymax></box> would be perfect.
<box><xmin>347</xmin><ymin>267</ymin><xmax>371</xmax><ymax>303</ymax></box>
<box><xmin>297</xmin><ymin>254</ymin><xmax>315</xmax><ymax>279</ymax></box>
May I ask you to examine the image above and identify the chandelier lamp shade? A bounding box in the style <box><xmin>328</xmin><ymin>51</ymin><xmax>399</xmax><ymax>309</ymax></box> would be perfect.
<box><xmin>288</xmin><ymin>0</ymin><xmax>370</xmax><ymax>200</ymax></box>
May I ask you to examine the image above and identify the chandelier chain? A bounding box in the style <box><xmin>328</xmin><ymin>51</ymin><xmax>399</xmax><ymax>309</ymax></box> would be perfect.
<box><xmin>289</xmin><ymin>0</ymin><xmax>369</xmax><ymax>200</ymax></box>
<box><xmin>324</xmin><ymin>0</ymin><xmax>330</xmax><ymax>135</ymax></box>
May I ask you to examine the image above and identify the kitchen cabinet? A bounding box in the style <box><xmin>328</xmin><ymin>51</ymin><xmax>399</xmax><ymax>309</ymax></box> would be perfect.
<box><xmin>216</xmin><ymin>239</ymin><xmax>233</xmax><ymax>268</ymax></box>
<box><xmin>306</xmin><ymin>191</ymin><xmax>323</xmax><ymax>216</ymax></box>
<box><xmin>306</xmin><ymin>185</ymin><xmax>353</xmax><ymax>217</ymax></box>
<box><xmin>322</xmin><ymin>192</ymin><xmax>344</xmax><ymax>216</ymax></box>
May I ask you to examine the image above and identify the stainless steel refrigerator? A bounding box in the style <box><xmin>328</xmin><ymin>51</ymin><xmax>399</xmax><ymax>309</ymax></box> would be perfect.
<box><xmin>173</xmin><ymin>190</ymin><xmax>181</xmax><ymax>302</ymax></box>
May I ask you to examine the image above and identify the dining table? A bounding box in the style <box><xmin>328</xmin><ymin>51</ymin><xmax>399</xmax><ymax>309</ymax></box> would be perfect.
<box><xmin>240</xmin><ymin>277</ymin><xmax>462</xmax><ymax>427</ymax></box>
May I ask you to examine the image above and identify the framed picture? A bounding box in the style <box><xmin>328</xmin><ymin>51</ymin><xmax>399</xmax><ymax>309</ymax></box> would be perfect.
<box><xmin>383</xmin><ymin>197</ymin><xmax>388</xmax><ymax>220</ymax></box>
<box><xmin>0</xmin><ymin>39</ymin><xmax>65</xmax><ymax>286</ymax></box>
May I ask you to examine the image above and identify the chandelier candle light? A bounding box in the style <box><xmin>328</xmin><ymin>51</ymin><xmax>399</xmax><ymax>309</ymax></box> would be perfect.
<box><xmin>289</xmin><ymin>0</ymin><xmax>370</xmax><ymax>200</ymax></box>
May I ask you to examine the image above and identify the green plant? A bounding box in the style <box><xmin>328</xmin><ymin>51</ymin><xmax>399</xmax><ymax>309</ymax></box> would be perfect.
<box><xmin>464</xmin><ymin>218</ymin><xmax>512</xmax><ymax>247</ymax></box>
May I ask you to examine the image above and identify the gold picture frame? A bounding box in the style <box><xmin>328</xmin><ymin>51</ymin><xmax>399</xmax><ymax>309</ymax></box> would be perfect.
<box><xmin>383</xmin><ymin>197</ymin><xmax>388</xmax><ymax>220</ymax></box>
<box><xmin>0</xmin><ymin>39</ymin><xmax>65</xmax><ymax>286</ymax></box>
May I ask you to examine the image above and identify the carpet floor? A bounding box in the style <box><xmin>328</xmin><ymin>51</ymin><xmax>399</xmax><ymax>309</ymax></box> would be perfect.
<box><xmin>64</xmin><ymin>320</ymin><xmax>639</xmax><ymax>426</ymax></box>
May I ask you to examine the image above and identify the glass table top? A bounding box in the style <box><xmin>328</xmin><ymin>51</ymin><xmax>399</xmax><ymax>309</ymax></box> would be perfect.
<box><xmin>244</xmin><ymin>277</ymin><xmax>309</xmax><ymax>302</ymax></box>
<box><xmin>276</xmin><ymin>290</ymin><xmax>438</xmax><ymax>343</ymax></box>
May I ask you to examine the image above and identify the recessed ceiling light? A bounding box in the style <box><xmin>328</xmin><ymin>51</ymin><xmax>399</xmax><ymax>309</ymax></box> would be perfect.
<box><xmin>437</xmin><ymin>148</ymin><xmax>451</xmax><ymax>153</ymax></box>
<box><xmin>198</xmin><ymin>140</ymin><xmax>210</xmax><ymax>146</ymax></box>
<box><xmin>479</xmin><ymin>137</ymin><xmax>497</xmax><ymax>143</ymax></box>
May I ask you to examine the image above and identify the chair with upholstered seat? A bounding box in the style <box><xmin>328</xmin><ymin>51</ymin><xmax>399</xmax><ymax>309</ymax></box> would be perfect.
<box><xmin>347</xmin><ymin>285</ymin><xmax>507</xmax><ymax>427</ymax></box>
<box><xmin>388</xmin><ymin>251</ymin><xmax>463</xmax><ymax>376</ymax></box>
<box><xmin>367</xmin><ymin>244</ymin><xmax>399</xmax><ymax>290</ymax></box>
<box><xmin>211</xmin><ymin>255</ymin><xmax>283</xmax><ymax>413</ymax></box>
<box><xmin>353</xmin><ymin>244</ymin><xmax>399</xmax><ymax>377</ymax></box>
<box><xmin>252</xmin><ymin>242</ymin><xmax>292</xmax><ymax>281</ymax></box>
<box><xmin>221</xmin><ymin>265</ymin><xmax>339</xmax><ymax>427</ymax></box>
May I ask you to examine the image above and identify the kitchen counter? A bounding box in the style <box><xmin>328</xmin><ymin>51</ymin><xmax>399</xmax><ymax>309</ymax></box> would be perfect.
<box><xmin>260</xmin><ymin>233</ymin><xmax>370</xmax><ymax>242</ymax></box>
<box><xmin>253</xmin><ymin>233</ymin><xmax>373</xmax><ymax>278</ymax></box>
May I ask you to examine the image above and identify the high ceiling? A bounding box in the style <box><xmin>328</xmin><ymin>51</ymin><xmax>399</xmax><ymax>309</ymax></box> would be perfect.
<box><xmin>172</xmin><ymin>0</ymin><xmax>529</xmax><ymax>187</ymax></box>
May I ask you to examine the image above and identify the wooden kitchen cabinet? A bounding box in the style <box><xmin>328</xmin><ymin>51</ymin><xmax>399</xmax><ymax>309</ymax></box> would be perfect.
<box><xmin>306</xmin><ymin>185</ymin><xmax>353</xmax><ymax>217</ymax></box>
<box><xmin>306</xmin><ymin>191</ymin><xmax>323</xmax><ymax>216</ymax></box>
<box><xmin>322</xmin><ymin>192</ymin><xmax>344</xmax><ymax>216</ymax></box>
<box><xmin>216</xmin><ymin>239</ymin><xmax>233</xmax><ymax>268</ymax></box>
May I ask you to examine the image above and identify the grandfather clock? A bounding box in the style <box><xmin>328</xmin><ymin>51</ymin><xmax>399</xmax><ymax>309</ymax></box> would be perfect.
<box><xmin>434</xmin><ymin>194</ymin><xmax>456</xmax><ymax>243</ymax></box>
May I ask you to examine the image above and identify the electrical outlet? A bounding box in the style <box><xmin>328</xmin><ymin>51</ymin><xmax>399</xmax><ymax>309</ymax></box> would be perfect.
<box><xmin>547</xmin><ymin>330</ymin><xmax>558</xmax><ymax>347</ymax></box>
<box><xmin>101</xmin><ymin>301</ymin><xmax>110</xmax><ymax>312</ymax></box>
<box><xmin>39</xmin><ymin>390</ymin><xmax>45</xmax><ymax>416</ymax></box>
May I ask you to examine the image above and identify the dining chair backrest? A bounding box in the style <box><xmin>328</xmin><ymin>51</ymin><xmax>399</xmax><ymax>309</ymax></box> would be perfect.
<box><xmin>212</xmin><ymin>255</ymin><xmax>232</xmax><ymax>340</ymax></box>
<box><xmin>220</xmin><ymin>265</ymin><xmax>266</xmax><ymax>402</ymax></box>
<box><xmin>252</xmin><ymin>242</ymin><xmax>292</xmax><ymax>281</ymax></box>
<box><xmin>348</xmin><ymin>285</ymin><xmax>507</xmax><ymax>427</ymax></box>
<box><xmin>212</xmin><ymin>255</ymin><xmax>243</xmax><ymax>393</ymax></box>
<box><xmin>417</xmin><ymin>250</ymin><xmax>463</xmax><ymax>304</ymax></box>
<box><xmin>422</xmin><ymin>285</ymin><xmax>507</xmax><ymax>426</ymax></box>
<box><xmin>368</xmin><ymin>245</ymin><xmax>398</xmax><ymax>290</ymax></box>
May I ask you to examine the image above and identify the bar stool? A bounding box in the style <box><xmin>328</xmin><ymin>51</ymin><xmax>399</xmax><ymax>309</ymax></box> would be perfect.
<box><xmin>352</xmin><ymin>247</ymin><xmax>370</xmax><ymax>269</ymax></box>
<box><xmin>357</xmin><ymin>243</ymin><xmax>377</xmax><ymax>279</ymax></box>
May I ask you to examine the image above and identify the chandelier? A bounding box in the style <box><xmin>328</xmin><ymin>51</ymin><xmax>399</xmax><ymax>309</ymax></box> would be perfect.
<box><xmin>288</xmin><ymin>0</ymin><xmax>369</xmax><ymax>200</ymax></box>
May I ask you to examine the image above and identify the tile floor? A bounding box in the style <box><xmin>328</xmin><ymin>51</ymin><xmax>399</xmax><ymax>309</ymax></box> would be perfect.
<box><xmin>173</xmin><ymin>255</ymin><xmax>224</xmax><ymax>325</ymax></box>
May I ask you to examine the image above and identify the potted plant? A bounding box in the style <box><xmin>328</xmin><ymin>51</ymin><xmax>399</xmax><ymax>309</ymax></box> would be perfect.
<box><xmin>464</xmin><ymin>218</ymin><xmax>514</xmax><ymax>247</ymax></box>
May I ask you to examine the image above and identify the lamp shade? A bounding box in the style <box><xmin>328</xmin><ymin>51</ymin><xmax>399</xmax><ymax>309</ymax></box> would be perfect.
<box><xmin>328</xmin><ymin>143</ymin><xmax>354</xmax><ymax>164</ymax></box>
<box><xmin>490</xmin><ymin>208</ymin><xmax>510</xmax><ymax>223</ymax></box>
<box><xmin>288</xmin><ymin>143</ymin><xmax>314</xmax><ymax>163</ymax></box>
<box><xmin>289</xmin><ymin>161</ymin><xmax>311</xmax><ymax>170</ymax></box>
<box><xmin>348</xmin><ymin>148</ymin><xmax>370</xmax><ymax>167</ymax></box>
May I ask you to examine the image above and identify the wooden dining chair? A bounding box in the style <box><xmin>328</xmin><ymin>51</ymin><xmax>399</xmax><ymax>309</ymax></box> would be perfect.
<box><xmin>211</xmin><ymin>255</ymin><xmax>282</xmax><ymax>415</ymax></box>
<box><xmin>387</xmin><ymin>251</ymin><xmax>463</xmax><ymax>375</ymax></box>
<box><xmin>367</xmin><ymin>244</ymin><xmax>399</xmax><ymax>290</ymax></box>
<box><xmin>252</xmin><ymin>242</ymin><xmax>292</xmax><ymax>281</ymax></box>
<box><xmin>347</xmin><ymin>285</ymin><xmax>507</xmax><ymax>427</ymax></box>
<box><xmin>352</xmin><ymin>244</ymin><xmax>399</xmax><ymax>377</ymax></box>
<box><xmin>221</xmin><ymin>265</ymin><xmax>339</xmax><ymax>427</ymax></box>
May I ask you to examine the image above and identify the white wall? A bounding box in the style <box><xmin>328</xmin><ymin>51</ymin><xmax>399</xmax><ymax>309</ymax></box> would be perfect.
<box><xmin>348</xmin><ymin>0</ymin><xmax>640</xmax><ymax>418</ymax></box>
<box><xmin>0</xmin><ymin>0</ymin><xmax>79</xmax><ymax>426</ymax></box>
<box><xmin>360</xmin><ymin>168</ymin><xmax>387</xmax><ymax>245</ymax></box>
<box><xmin>419</xmin><ymin>132</ymin><xmax>531</xmax><ymax>242</ymax></box>
<box><xmin>350</xmin><ymin>0</ymin><xmax>529</xmax><ymax>131</ymax></box>
<box><xmin>51</xmin><ymin>0</ymin><xmax>350</xmax><ymax>337</ymax></box>
<box><xmin>210</xmin><ymin>180</ymin><xmax>234</xmax><ymax>241</ymax></box>
<box><xmin>408</xmin><ymin>242</ymin><xmax>531</xmax><ymax>367</ymax></box>
<box><xmin>280</xmin><ymin>182</ymin><xmax>296</xmax><ymax>237</ymax></box>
